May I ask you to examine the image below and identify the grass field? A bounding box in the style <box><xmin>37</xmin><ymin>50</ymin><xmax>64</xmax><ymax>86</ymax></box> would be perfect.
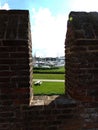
<box><xmin>33</xmin><ymin>82</ymin><xmax>65</xmax><ymax>95</ymax></box>
<box><xmin>33</xmin><ymin>73</ymin><xmax>65</xmax><ymax>80</ymax></box>
<box><xmin>33</xmin><ymin>66</ymin><xmax>65</xmax><ymax>95</ymax></box>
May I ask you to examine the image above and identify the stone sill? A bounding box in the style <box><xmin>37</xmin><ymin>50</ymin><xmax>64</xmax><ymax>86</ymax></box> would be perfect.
<box><xmin>30</xmin><ymin>95</ymin><xmax>76</xmax><ymax>106</ymax></box>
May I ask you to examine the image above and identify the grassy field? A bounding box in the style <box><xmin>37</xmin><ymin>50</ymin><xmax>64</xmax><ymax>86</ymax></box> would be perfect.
<box><xmin>33</xmin><ymin>73</ymin><xmax>65</xmax><ymax>80</ymax></box>
<box><xmin>33</xmin><ymin>82</ymin><xmax>65</xmax><ymax>95</ymax></box>
<box><xmin>33</xmin><ymin>66</ymin><xmax>65</xmax><ymax>95</ymax></box>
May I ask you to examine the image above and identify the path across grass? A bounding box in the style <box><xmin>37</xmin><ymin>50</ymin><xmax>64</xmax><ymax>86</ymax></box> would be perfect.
<box><xmin>33</xmin><ymin>79</ymin><xmax>64</xmax><ymax>82</ymax></box>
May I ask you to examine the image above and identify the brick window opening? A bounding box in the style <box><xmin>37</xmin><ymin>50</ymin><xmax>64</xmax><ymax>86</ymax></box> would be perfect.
<box><xmin>1</xmin><ymin>10</ymin><xmax>98</xmax><ymax>130</ymax></box>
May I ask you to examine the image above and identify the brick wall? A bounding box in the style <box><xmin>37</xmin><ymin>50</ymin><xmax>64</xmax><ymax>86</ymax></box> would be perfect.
<box><xmin>65</xmin><ymin>12</ymin><xmax>98</xmax><ymax>102</ymax></box>
<box><xmin>0</xmin><ymin>96</ymin><xmax>80</xmax><ymax>130</ymax></box>
<box><xmin>0</xmin><ymin>10</ymin><xmax>33</xmax><ymax>105</ymax></box>
<box><xmin>0</xmin><ymin>10</ymin><xmax>98</xmax><ymax>130</ymax></box>
<box><xmin>65</xmin><ymin>11</ymin><xmax>98</xmax><ymax>129</ymax></box>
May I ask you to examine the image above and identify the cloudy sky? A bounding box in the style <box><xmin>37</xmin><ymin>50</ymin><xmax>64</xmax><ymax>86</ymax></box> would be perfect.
<box><xmin>0</xmin><ymin>0</ymin><xmax>98</xmax><ymax>57</ymax></box>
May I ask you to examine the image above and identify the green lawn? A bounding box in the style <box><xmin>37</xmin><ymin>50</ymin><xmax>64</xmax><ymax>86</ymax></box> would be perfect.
<box><xmin>33</xmin><ymin>67</ymin><xmax>65</xmax><ymax>95</ymax></box>
<box><xmin>33</xmin><ymin>82</ymin><xmax>65</xmax><ymax>95</ymax></box>
<box><xmin>33</xmin><ymin>73</ymin><xmax>65</xmax><ymax>80</ymax></box>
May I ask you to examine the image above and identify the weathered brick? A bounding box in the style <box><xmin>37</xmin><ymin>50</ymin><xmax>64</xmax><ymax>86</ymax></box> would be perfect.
<box><xmin>65</xmin><ymin>12</ymin><xmax>98</xmax><ymax>102</ymax></box>
<box><xmin>0</xmin><ymin>10</ymin><xmax>32</xmax><ymax>106</ymax></box>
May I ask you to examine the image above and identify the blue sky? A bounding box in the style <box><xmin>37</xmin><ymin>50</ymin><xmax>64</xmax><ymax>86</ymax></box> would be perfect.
<box><xmin>0</xmin><ymin>0</ymin><xmax>98</xmax><ymax>57</ymax></box>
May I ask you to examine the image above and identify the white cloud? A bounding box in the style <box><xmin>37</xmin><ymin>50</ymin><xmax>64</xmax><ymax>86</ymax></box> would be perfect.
<box><xmin>0</xmin><ymin>3</ymin><xmax>10</xmax><ymax>10</ymax></box>
<box><xmin>31</xmin><ymin>0</ymin><xmax>98</xmax><ymax>57</ymax></box>
<box><xmin>31</xmin><ymin>8</ymin><xmax>67</xmax><ymax>57</ymax></box>
<box><xmin>70</xmin><ymin>0</ymin><xmax>98</xmax><ymax>11</ymax></box>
